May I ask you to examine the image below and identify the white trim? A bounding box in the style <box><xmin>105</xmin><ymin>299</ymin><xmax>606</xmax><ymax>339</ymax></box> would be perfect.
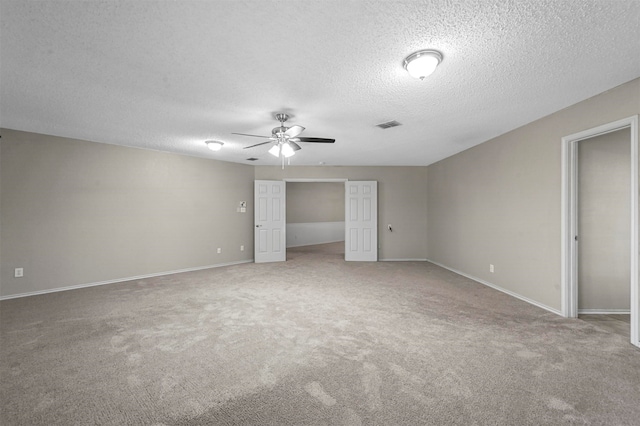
<box><xmin>428</xmin><ymin>260</ymin><xmax>562</xmax><ymax>316</ymax></box>
<box><xmin>0</xmin><ymin>260</ymin><xmax>254</xmax><ymax>300</ymax></box>
<box><xmin>631</xmin><ymin>118</ymin><xmax>639</xmax><ymax>348</ymax></box>
<box><xmin>283</xmin><ymin>178</ymin><xmax>348</xmax><ymax>182</ymax></box>
<box><xmin>578</xmin><ymin>309</ymin><xmax>631</xmax><ymax>315</ymax></box>
<box><xmin>561</xmin><ymin>115</ymin><xmax>639</xmax><ymax>348</ymax></box>
<box><xmin>560</xmin><ymin>136</ymin><xmax>571</xmax><ymax>317</ymax></box>
<box><xmin>380</xmin><ymin>258</ymin><xmax>428</xmax><ymax>262</ymax></box>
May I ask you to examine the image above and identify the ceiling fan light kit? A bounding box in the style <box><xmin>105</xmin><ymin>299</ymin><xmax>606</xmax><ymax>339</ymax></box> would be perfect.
<box><xmin>268</xmin><ymin>145</ymin><xmax>280</xmax><ymax>157</ymax></box>
<box><xmin>403</xmin><ymin>49</ymin><xmax>443</xmax><ymax>80</ymax></box>
<box><xmin>205</xmin><ymin>140</ymin><xmax>224</xmax><ymax>151</ymax></box>
<box><xmin>268</xmin><ymin>143</ymin><xmax>296</xmax><ymax>158</ymax></box>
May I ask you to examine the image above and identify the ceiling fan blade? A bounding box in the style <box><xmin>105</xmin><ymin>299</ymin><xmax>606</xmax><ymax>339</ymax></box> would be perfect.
<box><xmin>297</xmin><ymin>137</ymin><xmax>335</xmax><ymax>143</ymax></box>
<box><xmin>288</xmin><ymin>141</ymin><xmax>302</xmax><ymax>151</ymax></box>
<box><xmin>284</xmin><ymin>125</ymin><xmax>305</xmax><ymax>137</ymax></box>
<box><xmin>232</xmin><ymin>132</ymin><xmax>273</xmax><ymax>139</ymax></box>
<box><xmin>243</xmin><ymin>141</ymin><xmax>274</xmax><ymax>149</ymax></box>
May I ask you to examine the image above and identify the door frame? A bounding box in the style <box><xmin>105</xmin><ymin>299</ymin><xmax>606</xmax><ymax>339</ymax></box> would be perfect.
<box><xmin>282</xmin><ymin>178</ymin><xmax>348</xmax><ymax>259</ymax></box>
<box><xmin>280</xmin><ymin>178</ymin><xmax>378</xmax><ymax>261</ymax></box>
<box><xmin>561</xmin><ymin>115</ymin><xmax>639</xmax><ymax>348</ymax></box>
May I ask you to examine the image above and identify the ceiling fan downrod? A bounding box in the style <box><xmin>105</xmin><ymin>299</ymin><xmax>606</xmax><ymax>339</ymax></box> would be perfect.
<box><xmin>273</xmin><ymin>113</ymin><xmax>290</xmax><ymax>136</ymax></box>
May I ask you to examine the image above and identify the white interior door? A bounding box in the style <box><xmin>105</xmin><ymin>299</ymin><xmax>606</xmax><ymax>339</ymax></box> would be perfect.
<box><xmin>254</xmin><ymin>180</ymin><xmax>286</xmax><ymax>263</ymax></box>
<box><xmin>345</xmin><ymin>181</ymin><xmax>377</xmax><ymax>261</ymax></box>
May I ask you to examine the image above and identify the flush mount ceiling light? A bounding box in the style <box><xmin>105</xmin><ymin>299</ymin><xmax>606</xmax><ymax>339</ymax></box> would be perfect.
<box><xmin>403</xmin><ymin>49</ymin><xmax>443</xmax><ymax>80</ymax></box>
<box><xmin>205</xmin><ymin>140</ymin><xmax>224</xmax><ymax>151</ymax></box>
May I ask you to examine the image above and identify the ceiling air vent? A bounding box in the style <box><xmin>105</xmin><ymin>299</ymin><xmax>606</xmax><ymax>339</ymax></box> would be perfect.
<box><xmin>376</xmin><ymin>120</ymin><xmax>402</xmax><ymax>129</ymax></box>
<box><xmin>246</xmin><ymin>157</ymin><xmax>259</xmax><ymax>161</ymax></box>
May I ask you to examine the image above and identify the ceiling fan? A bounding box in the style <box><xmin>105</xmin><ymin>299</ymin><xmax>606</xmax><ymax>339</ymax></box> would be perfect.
<box><xmin>232</xmin><ymin>113</ymin><xmax>335</xmax><ymax>164</ymax></box>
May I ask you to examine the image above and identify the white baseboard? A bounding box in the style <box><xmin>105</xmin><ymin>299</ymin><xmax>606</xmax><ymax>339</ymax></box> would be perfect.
<box><xmin>578</xmin><ymin>309</ymin><xmax>631</xmax><ymax>315</ymax></box>
<box><xmin>427</xmin><ymin>259</ymin><xmax>562</xmax><ymax>316</ymax></box>
<box><xmin>0</xmin><ymin>260</ymin><xmax>254</xmax><ymax>300</ymax></box>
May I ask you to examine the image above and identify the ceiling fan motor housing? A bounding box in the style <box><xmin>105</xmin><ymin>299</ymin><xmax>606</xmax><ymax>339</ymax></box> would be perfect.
<box><xmin>272</xmin><ymin>126</ymin><xmax>288</xmax><ymax>136</ymax></box>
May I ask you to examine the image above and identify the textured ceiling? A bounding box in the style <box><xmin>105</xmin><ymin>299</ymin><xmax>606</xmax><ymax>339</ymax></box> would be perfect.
<box><xmin>1</xmin><ymin>0</ymin><xmax>639</xmax><ymax>166</ymax></box>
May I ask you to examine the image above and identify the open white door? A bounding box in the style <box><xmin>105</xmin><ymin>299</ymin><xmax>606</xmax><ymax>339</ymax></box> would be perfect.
<box><xmin>254</xmin><ymin>180</ymin><xmax>286</xmax><ymax>263</ymax></box>
<box><xmin>345</xmin><ymin>181</ymin><xmax>378</xmax><ymax>261</ymax></box>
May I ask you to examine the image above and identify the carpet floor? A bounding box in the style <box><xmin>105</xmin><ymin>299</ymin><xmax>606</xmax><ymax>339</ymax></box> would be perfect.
<box><xmin>579</xmin><ymin>314</ymin><xmax>630</xmax><ymax>339</ymax></box>
<box><xmin>1</xmin><ymin>242</ymin><xmax>639</xmax><ymax>425</ymax></box>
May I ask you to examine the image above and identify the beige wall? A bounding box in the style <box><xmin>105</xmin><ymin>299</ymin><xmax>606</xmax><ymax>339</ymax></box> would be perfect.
<box><xmin>0</xmin><ymin>130</ymin><xmax>255</xmax><ymax>297</ymax></box>
<box><xmin>255</xmin><ymin>166</ymin><xmax>428</xmax><ymax>260</ymax></box>
<box><xmin>287</xmin><ymin>182</ymin><xmax>344</xmax><ymax>223</ymax></box>
<box><xmin>578</xmin><ymin>128</ymin><xmax>631</xmax><ymax>311</ymax></box>
<box><xmin>427</xmin><ymin>78</ymin><xmax>640</xmax><ymax>312</ymax></box>
<box><xmin>3</xmin><ymin>78</ymin><xmax>638</xmax><ymax>307</ymax></box>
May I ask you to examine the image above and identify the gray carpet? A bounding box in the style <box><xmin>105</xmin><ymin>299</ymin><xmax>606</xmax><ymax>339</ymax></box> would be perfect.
<box><xmin>579</xmin><ymin>314</ymin><xmax>631</xmax><ymax>338</ymax></box>
<box><xmin>1</xmin><ymin>242</ymin><xmax>639</xmax><ymax>425</ymax></box>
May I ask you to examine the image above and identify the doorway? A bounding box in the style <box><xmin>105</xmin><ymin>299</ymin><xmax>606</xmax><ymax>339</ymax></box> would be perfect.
<box><xmin>254</xmin><ymin>179</ymin><xmax>378</xmax><ymax>263</ymax></box>
<box><xmin>577</xmin><ymin>128</ymin><xmax>631</xmax><ymax>335</ymax></box>
<box><xmin>284</xmin><ymin>179</ymin><xmax>379</xmax><ymax>260</ymax></box>
<box><xmin>561</xmin><ymin>115</ymin><xmax>639</xmax><ymax>348</ymax></box>
<box><xmin>285</xmin><ymin>181</ymin><xmax>346</xmax><ymax>252</ymax></box>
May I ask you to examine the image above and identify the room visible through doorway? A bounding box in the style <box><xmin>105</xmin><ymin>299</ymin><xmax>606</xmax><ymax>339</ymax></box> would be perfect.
<box><xmin>286</xmin><ymin>181</ymin><xmax>345</xmax><ymax>256</ymax></box>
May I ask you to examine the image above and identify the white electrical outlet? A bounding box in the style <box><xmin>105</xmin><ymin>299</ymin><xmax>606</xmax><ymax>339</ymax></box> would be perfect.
<box><xmin>217</xmin><ymin>248</ymin><xmax>221</xmax><ymax>254</ymax></box>
<box><xmin>489</xmin><ymin>264</ymin><xmax>494</xmax><ymax>273</ymax></box>
<box><xmin>15</xmin><ymin>268</ymin><xmax>24</xmax><ymax>278</ymax></box>
<box><xmin>240</xmin><ymin>245</ymin><xmax>244</xmax><ymax>251</ymax></box>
